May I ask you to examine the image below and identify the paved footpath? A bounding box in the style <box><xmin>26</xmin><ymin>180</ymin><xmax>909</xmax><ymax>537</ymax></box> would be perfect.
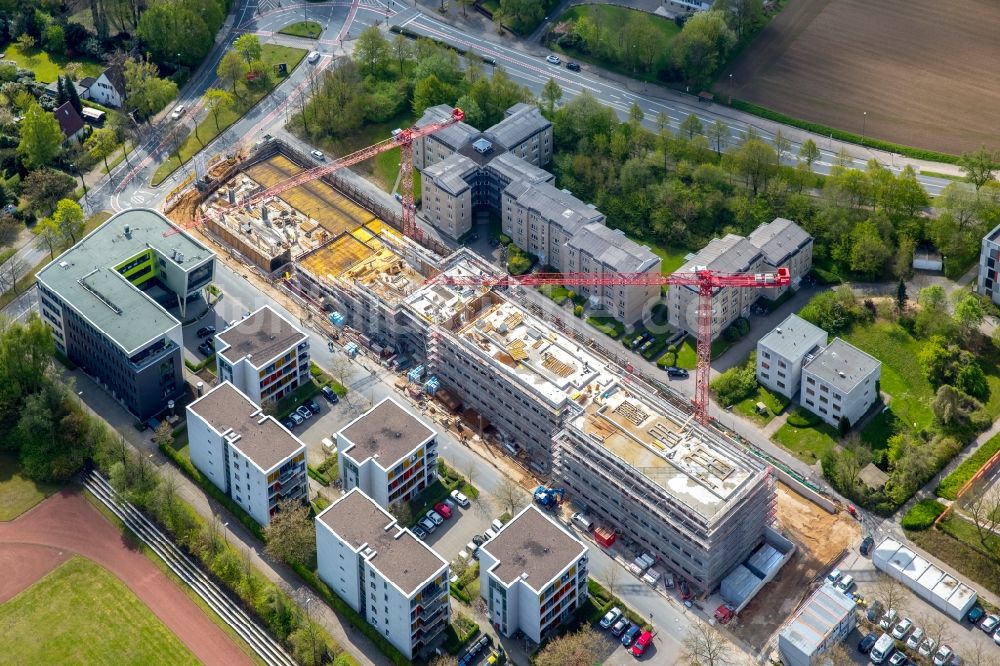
<box><xmin>0</xmin><ymin>490</ymin><xmax>254</xmax><ymax>666</ymax></box>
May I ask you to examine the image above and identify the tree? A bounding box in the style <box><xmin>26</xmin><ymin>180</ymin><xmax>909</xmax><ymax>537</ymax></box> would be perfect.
<box><xmin>708</xmin><ymin>119</ymin><xmax>728</xmax><ymax>155</ymax></box>
<box><xmin>33</xmin><ymin>216</ymin><xmax>62</xmax><ymax>259</ymax></box>
<box><xmin>603</xmin><ymin>565</ymin><xmax>622</xmax><ymax>598</ymax></box>
<box><xmin>354</xmin><ymin>25</ymin><xmax>390</xmax><ymax>75</ymax></box>
<box><xmin>429</xmin><ymin>656</ymin><xmax>459</xmax><ymax>666</ymax></box>
<box><xmin>456</xmin><ymin>0</ymin><xmax>474</xmax><ymax>17</ymax></box>
<box><xmin>679</xmin><ymin>113</ymin><xmax>703</xmax><ymax>140</ymax></box>
<box><xmin>799</xmin><ymin>138</ymin><xmax>820</xmax><ymax>169</ymax></box>
<box><xmin>728</xmin><ymin>138</ymin><xmax>777</xmax><ymax>196</ymax></box>
<box><xmin>849</xmin><ymin>219</ymin><xmax>892</xmax><ymax>278</ymax></box>
<box><xmin>412</xmin><ymin>74</ymin><xmax>453</xmax><ymax>116</ymax></box>
<box><xmin>492</xmin><ymin>477</ymin><xmax>525</xmax><ymax>517</ymax></box>
<box><xmin>85</xmin><ymin>127</ymin><xmax>118</xmax><ymax>175</ymax></box>
<box><xmin>21</xmin><ymin>169</ymin><xmax>76</xmax><ymax>215</ymax></box>
<box><xmin>964</xmin><ymin>484</ymin><xmax>1000</xmax><ymax>548</ymax></box>
<box><xmin>0</xmin><ymin>253</ymin><xmax>26</xmax><ymax>295</ymax></box>
<box><xmin>16</xmin><ymin>33</ymin><xmax>35</xmax><ymax>53</ymax></box>
<box><xmin>671</xmin><ymin>11</ymin><xmax>735</xmax><ymax>87</ymax></box>
<box><xmin>918</xmin><ymin>284</ymin><xmax>947</xmax><ymax>312</ymax></box>
<box><xmin>65</xmin><ymin>77</ymin><xmax>83</xmax><ymax>115</ymax></box>
<box><xmin>124</xmin><ymin>57</ymin><xmax>179</xmax><ymax>120</ymax></box>
<box><xmin>773</xmin><ymin>129</ymin><xmax>790</xmax><ymax>160</ymax></box>
<box><xmin>263</xmin><ymin>500</ymin><xmax>316</xmax><ymax>566</ymax></box>
<box><xmin>896</xmin><ymin>279</ymin><xmax>907</xmax><ymax>315</ymax></box>
<box><xmin>872</xmin><ymin>574</ymin><xmax>906</xmax><ymax>617</ymax></box>
<box><xmin>914</xmin><ymin>611</ymin><xmax>953</xmax><ymax>655</ymax></box>
<box><xmin>954</xmin><ymin>293</ymin><xmax>986</xmax><ymax>336</ymax></box>
<box><xmin>204</xmin><ymin>88</ymin><xmax>235</xmax><ymax>130</ymax></box>
<box><xmin>894</xmin><ymin>233</ymin><xmax>915</xmax><ymax>280</ymax></box>
<box><xmin>234</xmin><ymin>33</ymin><xmax>262</xmax><ymax>64</ymax></box>
<box><xmin>541</xmin><ymin>77</ymin><xmax>562</xmax><ymax>115</ymax></box>
<box><xmin>17</xmin><ymin>102</ymin><xmax>62</xmax><ymax>169</ymax></box>
<box><xmin>56</xmin><ymin>75</ymin><xmax>66</xmax><ymax>106</ymax></box>
<box><xmin>51</xmin><ymin>199</ymin><xmax>85</xmax><ymax>246</ymax></box>
<box><xmin>391</xmin><ymin>33</ymin><xmax>414</xmax><ymax>73</ymax></box>
<box><xmin>216</xmin><ymin>50</ymin><xmax>248</xmax><ymax>97</ymax></box>
<box><xmin>959</xmin><ymin>146</ymin><xmax>999</xmax><ymax>191</ymax></box>
<box><xmin>151</xmin><ymin>421</ymin><xmax>174</xmax><ymax>450</ymax></box>
<box><xmin>680</xmin><ymin>623</ymin><xmax>732</xmax><ymax>666</ymax></box>
<box><xmin>534</xmin><ymin>626</ymin><xmax>608</xmax><ymax>666</ymax></box>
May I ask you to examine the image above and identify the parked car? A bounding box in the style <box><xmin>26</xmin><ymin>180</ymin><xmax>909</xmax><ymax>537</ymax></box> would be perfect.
<box><xmin>611</xmin><ymin>618</ymin><xmax>629</xmax><ymax>636</ymax></box>
<box><xmin>305</xmin><ymin>398</ymin><xmax>321</xmax><ymax>415</ymax></box>
<box><xmin>891</xmin><ymin>617</ymin><xmax>913</xmax><ymax>640</ymax></box>
<box><xmin>665</xmin><ymin>366</ymin><xmax>689</xmax><ymax>379</ymax></box>
<box><xmin>932</xmin><ymin>645</ymin><xmax>954</xmax><ymax>666</ymax></box>
<box><xmin>282</xmin><ymin>418</ymin><xmax>296</xmax><ymax>430</ymax></box>
<box><xmin>196</xmin><ymin>326</ymin><xmax>216</xmax><ymax>338</ymax></box>
<box><xmin>545</xmin><ymin>54</ymin><xmax>561</xmax><ymax>65</ymax></box>
<box><xmin>906</xmin><ymin>626</ymin><xmax>925</xmax><ymax>650</ymax></box>
<box><xmin>888</xmin><ymin>652</ymin><xmax>909</xmax><ymax>666</ymax></box>
<box><xmin>622</xmin><ymin>625</ymin><xmax>642</xmax><ymax>647</ymax></box>
<box><xmin>321</xmin><ymin>386</ymin><xmax>339</xmax><ymax>403</ymax></box>
<box><xmin>826</xmin><ymin>569</ymin><xmax>843</xmax><ymax>584</ymax></box>
<box><xmin>678</xmin><ymin>579</ymin><xmax>693</xmax><ymax>601</ymax></box>
<box><xmin>836</xmin><ymin>574</ymin><xmax>855</xmax><ymax>592</ymax></box>
<box><xmin>980</xmin><ymin>614</ymin><xmax>1000</xmax><ymax>634</ymax></box>
<box><xmin>472</xmin><ymin>534</ymin><xmax>485</xmax><ymax>547</ymax></box>
<box><xmin>418</xmin><ymin>517</ymin><xmax>436</xmax><ymax>533</ymax></box>
<box><xmin>425</xmin><ymin>509</ymin><xmax>444</xmax><ymax>526</ymax></box>
<box><xmin>434</xmin><ymin>502</ymin><xmax>452</xmax><ymax>519</ymax></box>
<box><xmin>858</xmin><ymin>633</ymin><xmax>878</xmax><ymax>653</ymax></box>
<box><xmin>412</xmin><ymin>524</ymin><xmax>428</xmax><ymax>539</ymax></box>
<box><xmin>968</xmin><ymin>606</ymin><xmax>985</xmax><ymax>623</ymax></box>
<box><xmin>450</xmin><ymin>489</ymin><xmax>470</xmax><ymax>507</ymax></box>
<box><xmin>866</xmin><ymin>600</ymin><xmax>883</xmax><ymax>623</ymax></box>
<box><xmin>484</xmin><ymin>528</ymin><xmax>496</xmax><ymax>541</ymax></box>
<box><xmin>918</xmin><ymin>638</ymin><xmax>937</xmax><ymax>658</ymax></box>
<box><xmin>307</xmin><ymin>51</ymin><xmax>320</xmax><ymax>64</ymax></box>
<box><xmin>631</xmin><ymin>631</ymin><xmax>652</xmax><ymax>657</ymax></box>
<box><xmin>295</xmin><ymin>406</ymin><xmax>313</xmax><ymax>420</ymax></box>
<box><xmin>599</xmin><ymin>607</ymin><xmax>622</xmax><ymax>629</ymax></box>
<box><xmin>171</xmin><ymin>104</ymin><xmax>186</xmax><ymax>120</ymax></box>
<box><xmin>466</xmin><ymin>540</ymin><xmax>478</xmax><ymax>555</ymax></box>
<box><xmin>993</xmin><ymin>629</ymin><xmax>1000</xmax><ymax>646</ymax></box>
<box><xmin>566</xmin><ymin>61</ymin><xmax>580</xmax><ymax>71</ymax></box>
<box><xmin>879</xmin><ymin>608</ymin><xmax>898</xmax><ymax>630</ymax></box>
<box><xmin>290</xmin><ymin>412</ymin><xmax>304</xmax><ymax>426</ymax></box>
<box><xmin>491</xmin><ymin>518</ymin><xmax>504</xmax><ymax>532</ymax></box>
<box><xmin>310</xmin><ymin>149</ymin><xmax>325</xmax><ymax>160</ymax></box>
<box><xmin>860</xmin><ymin>535</ymin><xmax>875</xmax><ymax>556</ymax></box>
<box><xmin>198</xmin><ymin>342</ymin><xmax>213</xmax><ymax>355</ymax></box>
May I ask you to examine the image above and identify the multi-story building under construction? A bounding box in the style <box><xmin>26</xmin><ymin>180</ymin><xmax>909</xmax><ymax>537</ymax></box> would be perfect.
<box><xmin>555</xmin><ymin>380</ymin><xmax>775</xmax><ymax>594</ymax></box>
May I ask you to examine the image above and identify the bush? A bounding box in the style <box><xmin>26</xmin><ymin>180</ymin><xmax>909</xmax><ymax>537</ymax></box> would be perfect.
<box><xmin>936</xmin><ymin>432</ymin><xmax>1000</xmax><ymax>500</ymax></box>
<box><xmin>901</xmin><ymin>499</ymin><xmax>946</xmax><ymax>530</ymax></box>
<box><xmin>574</xmin><ymin>305</ymin><xmax>584</xmax><ymax>317</ymax></box>
<box><xmin>710</xmin><ymin>353</ymin><xmax>757</xmax><ymax>407</ymax></box>
<box><xmin>498</xmin><ymin>233</ymin><xmax>512</xmax><ymax>246</ymax></box>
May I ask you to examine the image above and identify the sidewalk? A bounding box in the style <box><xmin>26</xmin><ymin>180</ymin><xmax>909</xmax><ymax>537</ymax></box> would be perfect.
<box><xmin>63</xmin><ymin>367</ymin><xmax>390</xmax><ymax>666</ymax></box>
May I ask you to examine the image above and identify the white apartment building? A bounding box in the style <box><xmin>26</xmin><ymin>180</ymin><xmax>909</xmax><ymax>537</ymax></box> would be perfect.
<box><xmin>801</xmin><ymin>338</ymin><xmax>881</xmax><ymax>428</ymax></box>
<box><xmin>978</xmin><ymin>222</ymin><xmax>1000</xmax><ymax>305</ymax></box>
<box><xmin>669</xmin><ymin>234</ymin><xmax>765</xmax><ymax>339</ymax></box>
<box><xmin>215</xmin><ymin>305</ymin><xmax>310</xmax><ymax>406</ymax></box>
<box><xmin>316</xmin><ymin>489</ymin><xmax>450</xmax><ymax>660</ymax></box>
<box><xmin>747</xmin><ymin>217</ymin><xmax>814</xmax><ymax>298</ymax></box>
<box><xmin>337</xmin><ymin>397</ymin><xmax>439</xmax><ymax>509</ymax></box>
<box><xmin>778</xmin><ymin>583</ymin><xmax>857</xmax><ymax>666</ymax></box>
<box><xmin>564</xmin><ymin>222</ymin><xmax>661</xmax><ymax>324</ymax></box>
<box><xmin>756</xmin><ymin>314</ymin><xmax>827</xmax><ymax>399</ymax></box>
<box><xmin>478</xmin><ymin>505</ymin><xmax>589</xmax><ymax>643</ymax></box>
<box><xmin>186</xmin><ymin>382</ymin><xmax>308</xmax><ymax>526</ymax></box>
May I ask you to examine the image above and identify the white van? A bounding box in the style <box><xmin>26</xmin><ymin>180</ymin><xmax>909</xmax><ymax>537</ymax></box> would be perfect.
<box><xmin>321</xmin><ymin>437</ymin><xmax>335</xmax><ymax>454</ymax></box>
<box><xmin>571</xmin><ymin>512</ymin><xmax>595</xmax><ymax>531</ymax></box>
<box><xmin>870</xmin><ymin>633</ymin><xmax>895</xmax><ymax>664</ymax></box>
<box><xmin>491</xmin><ymin>518</ymin><xmax>504</xmax><ymax>532</ymax></box>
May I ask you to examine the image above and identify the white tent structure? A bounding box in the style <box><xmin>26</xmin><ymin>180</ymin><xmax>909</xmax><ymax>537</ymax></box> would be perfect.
<box><xmin>872</xmin><ymin>537</ymin><xmax>977</xmax><ymax>621</ymax></box>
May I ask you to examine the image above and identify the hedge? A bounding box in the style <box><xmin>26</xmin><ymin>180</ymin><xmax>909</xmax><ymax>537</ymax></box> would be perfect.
<box><xmin>158</xmin><ymin>442</ymin><xmax>266</xmax><ymax>542</ymax></box>
<box><xmin>900</xmin><ymin>499</ymin><xmax>947</xmax><ymax>530</ymax></box>
<box><xmin>730</xmin><ymin>99</ymin><xmax>960</xmax><ymax>165</ymax></box>
<box><xmin>291</xmin><ymin>563</ymin><xmax>410</xmax><ymax>666</ymax></box>
<box><xmin>184</xmin><ymin>354</ymin><xmax>216</xmax><ymax>372</ymax></box>
<box><xmin>441</xmin><ymin>616</ymin><xmax>480</xmax><ymax>655</ymax></box>
<box><xmin>936</xmin><ymin>432</ymin><xmax>1000</xmax><ymax>500</ymax></box>
<box><xmin>307</xmin><ymin>465</ymin><xmax>331</xmax><ymax>486</ymax></box>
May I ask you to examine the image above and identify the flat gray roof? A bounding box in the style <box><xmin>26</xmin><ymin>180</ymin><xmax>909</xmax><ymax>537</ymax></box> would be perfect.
<box><xmin>566</xmin><ymin>223</ymin><xmax>659</xmax><ymax>273</ymax></box>
<box><xmin>484</xmin><ymin>102</ymin><xmax>550</xmax><ymax>151</ymax></box>
<box><xmin>424</xmin><ymin>153</ymin><xmax>477</xmax><ymax>196</ymax></box>
<box><xmin>339</xmin><ymin>398</ymin><xmax>435</xmax><ymax>468</ymax></box>
<box><xmin>780</xmin><ymin>583</ymin><xmax>856</xmax><ymax>657</ymax></box>
<box><xmin>317</xmin><ymin>489</ymin><xmax>446</xmax><ymax>595</ymax></box>
<box><xmin>486</xmin><ymin>152</ymin><xmax>553</xmax><ymax>186</ymax></box>
<box><xmin>481</xmin><ymin>506</ymin><xmax>586</xmax><ymax>590</ymax></box>
<box><xmin>217</xmin><ymin>305</ymin><xmax>306</xmax><ymax>367</ymax></box>
<box><xmin>747</xmin><ymin>217</ymin><xmax>812</xmax><ymax>266</ymax></box>
<box><xmin>758</xmin><ymin>314</ymin><xmax>827</xmax><ymax>361</ymax></box>
<box><xmin>416</xmin><ymin>104</ymin><xmax>480</xmax><ymax>151</ymax></box>
<box><xmin>678</xmin><ymin>234</ymin><xmax>763</xmax><ymax>275</ymax></box>
<box><xmin>504</xmin><ymin>181</ymin><xmax>604</xmax><ymax>233</ymax></box>
<box><xmin>187</xmin><ymin>382</ymin><xmax>304</xmax><ymax>471</ymax></box>
<box><xmin>36</xmin><ymin>208</ymin><xmax>211</xmax><ymax>354</ymax></box>
<box><xmin>803</xmin><ymin>337</ymin><xmax>881</xmax><ymax>392</ymax></box>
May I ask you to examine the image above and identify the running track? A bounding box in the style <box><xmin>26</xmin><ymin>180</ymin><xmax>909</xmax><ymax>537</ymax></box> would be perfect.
<box><xmin>0</xmin><ymin>490</ymin><xmax>254</xmax><ymax>666</ymax></box>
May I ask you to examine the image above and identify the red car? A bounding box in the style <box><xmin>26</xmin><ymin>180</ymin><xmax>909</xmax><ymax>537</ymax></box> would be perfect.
<box><xmin>631</xmin><ymin>631</ymin><xmax>652</xmax><ymax>657</ymax></box>
<box><xmin>434</xmin><ymin>502</ymin><xmax>452</xmax><ymax>519</ymax></box>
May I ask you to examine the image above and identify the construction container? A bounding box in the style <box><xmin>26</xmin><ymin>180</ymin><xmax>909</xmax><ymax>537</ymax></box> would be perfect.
<box><xmin>594</xmin><ymin>527</ymin><xmax>616</xmax><ymax>548</ymax></box>
<box><xmin>873</xmin><ymin>537</ymin><xmax>977</xmax><ymax>621</ymax></box>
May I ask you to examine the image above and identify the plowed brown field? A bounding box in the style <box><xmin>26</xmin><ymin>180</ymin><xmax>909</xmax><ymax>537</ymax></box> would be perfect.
<box><xmin>719</xmin><ymin>0</ymin><xmax>1000</xmax><ymax>154</ymax></box>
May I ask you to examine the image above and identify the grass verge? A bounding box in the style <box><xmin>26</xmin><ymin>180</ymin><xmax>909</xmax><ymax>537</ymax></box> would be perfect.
<box><xmin>900</xmin><ymin>498</ymin><xmax>946</xmax><ymax>530</ymax></box>
<box><xmin>936</xmin><ymin>432</ymin><xmax>1000</xmax><ymax>500</ymax></box>
<box><xmin>151</xmin><ymin>44</ymin><xmax>307</xmax><ymax>186</ymax></box>
<box><xmin>278</xmin><ymin>20</ymin><xmax>323</xmax><ymax>39</ymax></box>
<box><xmin>0</xmin><ymin>556</ymin><xmax>199</xmax><ymax>664</ymax></box>
<box><xmin>587</xmin><ymin>316</ymin><xmax>625</xmax><ymax>339</ymax></box>
<box><xmin>730</xmin><ymin>99</ymin><xmax>959</xmax><ymax>165</ymax></box>
<box><xmin>0</xmin><ymin>451</ymin><xmax>60</xmax><ymax>521</ymax></box>
<box><xmin>772</xmin><ymin>420</ymin><xmax>841</xmax><ymax>464</ymax></box>
<box><xmin>734</xmin><ymin>386</ymin><xmax>789</xmax><ymax>425</ymax></box>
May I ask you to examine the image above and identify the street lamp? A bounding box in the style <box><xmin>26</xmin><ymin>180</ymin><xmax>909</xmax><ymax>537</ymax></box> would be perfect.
<box><xmin>728</xmin><ymin>73</ymin><xmax>733</xmax><ymax>105</ymax></box>
<box><xmin>862</xmin><ymin>111</ymin><xmax>868</xmax><ymax>145</ymax></box>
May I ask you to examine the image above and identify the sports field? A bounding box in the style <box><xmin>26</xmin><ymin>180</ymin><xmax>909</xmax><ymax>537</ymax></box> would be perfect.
<box><xmin>0</xmin><ymin>556</ymin><xmax>199</xmax><ymax>665</ymax></box>
<box><xmin>720</xmin><ymin>0</ymin><xmax>1000</xmax><ymax>154</ymax></box>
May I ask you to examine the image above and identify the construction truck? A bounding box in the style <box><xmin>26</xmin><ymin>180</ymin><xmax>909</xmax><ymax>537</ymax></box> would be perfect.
<box><xmin>533</xmin><ymin>486</ymin><xmax>565</xmax><ymax>509</ymax></box>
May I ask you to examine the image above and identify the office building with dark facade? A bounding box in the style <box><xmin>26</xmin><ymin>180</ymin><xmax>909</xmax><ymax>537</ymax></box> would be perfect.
<box><xmin>37</xmin><ymin>208</ymin><xmax>215</xmax><ymax>419</ymax></box>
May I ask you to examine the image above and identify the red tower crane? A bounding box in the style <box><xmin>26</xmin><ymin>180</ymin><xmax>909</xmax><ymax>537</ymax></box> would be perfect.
<box><xmin>165</xmin><ymin>108</ymin><xmax>467</xmax><ymax>239</ymax></box>
<box><xmin>428</xmin><ymin>267</ymin><xmax>791</xmax><ymax>425</ymax></box>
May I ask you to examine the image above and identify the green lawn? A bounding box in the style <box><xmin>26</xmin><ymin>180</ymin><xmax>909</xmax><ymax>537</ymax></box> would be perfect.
<box><xmin>0</xmin><ymin>452</ymin><xmax>59</xmax><ymax>521</ymax></box>
<box><xmin>587</xmin><ymin>316</ymin><xmax>625</xmax><ymax>339</ymax></box>
<box><xmin>734</xmin><ymin>386</ymin><xmax>790</xmax><ymax>426</ymax></box>
<box><xmin>151</xmin><ymin>44</ymin><xmax>307</xmax><ymax>186</ymax></box>
<box><xmin>0</xmin><ymin>42</ymin><xmax>104</xmax><ymax>83</ymax></box>
<box><xmin>0</xmin><ymin>556</ymin><xmax>199</xmax><ymax>664</ymax></box>
<box><xmin>551</xmin><ymin>5</ymin><xmax>681</xmax><ymax>84</ymax></box>
<box><xmin>843</xmin><ymin>321</ymin><xmax>934</xmax><ymax>431</ymax></box>
<box><xmin>772</xmin><ymin>420</ymin><xmax>841</xmax><ymax>464</ymax></box>
<box><xmin>539</xmin><ymin>284</ymin><xmax>571</xmax><ymax>305</ymax></box>
<box><xmin>937</xmin><ymin>431</ymin><xmax>1000</xmax><ymax>500</ymax></box>
<box><xmin>647</xmin><ymin>242</ymin><xmax>690</xmax><ymax>275</ymax></box>
<box><xmin>278</xmin><ymin>20</ymin><xmax>323</xmax><ymax>39</ymax></box>
<box><xmin>675</xmin><ymin>337</ymin><xmax>698</xmax><ymax>369</ymax></box>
